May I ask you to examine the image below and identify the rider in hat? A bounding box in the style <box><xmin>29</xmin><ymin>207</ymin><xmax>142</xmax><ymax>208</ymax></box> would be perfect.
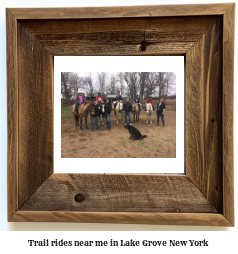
<box><xmin>114</xmin><ymin>90</ymin><xmax>122</xmax><ymax>109</ymax></box>
<box><xmin>134</xmin><ymin>93</ymin><xmax>141</xmax><ymax>110</ymax></box>
<box><xmin>74</xmin><ymin>90</ymin><xmax>85</xmax><ymax>114</ymax></box>
<box><xmin>146</xmin><ymin>95</ymin><xmax>154</xmax><ymax>110</ymax></box>
<box><xmin>96</xmin><ymin>91</ymin><xmax>103</xmax><ymax>103</ymax></box>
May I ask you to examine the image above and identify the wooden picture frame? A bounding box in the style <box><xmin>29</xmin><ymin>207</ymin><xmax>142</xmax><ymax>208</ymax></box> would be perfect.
<box><xmin>7</xmin><ymin>3</ymin><xmax>234</xmax><ymax>226</ymax></box>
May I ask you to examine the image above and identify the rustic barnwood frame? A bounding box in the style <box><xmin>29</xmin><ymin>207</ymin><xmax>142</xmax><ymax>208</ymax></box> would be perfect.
<box><xmin>7</xmin><ymin>4</ymin><xmax>234</xmax><ymax>225</ymax></box>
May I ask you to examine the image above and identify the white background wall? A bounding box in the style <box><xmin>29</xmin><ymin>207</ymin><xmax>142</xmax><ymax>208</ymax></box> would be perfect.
<box><xmin>0</xmin><ymin>0</ymin><xmax>237</xmax><ymax>246</ymax></box>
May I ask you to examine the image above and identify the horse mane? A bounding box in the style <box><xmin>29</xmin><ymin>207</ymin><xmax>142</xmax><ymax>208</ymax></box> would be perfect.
<box><xmin>132</xmin><ymin>103</ymin><xmax>139</xmax><ymax>112</ymax></box>
<box><xmin>83</xmin><ymin>101</ymin><xmax>93</xmax><ymax>110</ymax></box>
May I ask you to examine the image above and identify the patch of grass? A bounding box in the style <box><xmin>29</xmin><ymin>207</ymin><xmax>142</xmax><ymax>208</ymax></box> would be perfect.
<box><xmin>164</xmin><ymin>105</ymin><xmax>176</xmax><ymax>112</ymax></box>
<box><xmin>61</xmin><ymin>106</ymin><xmax>73</xmax><ymax>117</ymax></box>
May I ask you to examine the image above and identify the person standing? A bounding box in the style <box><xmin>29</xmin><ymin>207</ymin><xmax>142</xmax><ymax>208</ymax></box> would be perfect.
<box><xmin>90</xmin><ymin>101</ymin><xmax>100</xmax><ymax>131</ymax></box>
<box><xmin>156</xmin><ymin>98</ymin><xmax>166</xmax><ymax>127</ymax></box>
<box><xmin>104</xmin><ymin>98</ymin><xmax>112</xmax><ymax>130</ymax></box>
<box><xmin>123</xmin><ymin>97</ymin><xmax>132</xmax><ymax>125</ymax></box>
<box><xmin>74</xmin><ymin>91</ymin><xmax>85</xmax><ymax>114</ymax></box>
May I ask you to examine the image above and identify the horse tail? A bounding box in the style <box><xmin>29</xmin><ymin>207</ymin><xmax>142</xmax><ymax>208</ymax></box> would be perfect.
<box><xmin>141</xmin><ymin>135</ymin><xmax>147</xmax><ymax>139</ymax></box>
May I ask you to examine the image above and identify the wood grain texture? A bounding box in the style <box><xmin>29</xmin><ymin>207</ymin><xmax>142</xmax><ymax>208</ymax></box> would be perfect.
<box><xmin>19</xmin><ymin>17</ymin><xmax>218</xmax><ymax>56</ymax></box>
<box><xmin>11</xmin><ymin>211</ymin><xmax>231</xmax><ymax>226</ymax></box>
<box><xmin>186</xmin><ymin>18</ymin><xmax>223</xmax><ymax>212</ymax></box>
<box><xmin>222</xmin><ymin>4</ymin><xmax>235</xmax><ymax>226</ymax></box>
<box><xmin>8</xmin><ymin>4</ymin><xmax>233</xmax><ymax>19</ymax></box>
<box><xmin>20</xmin><ymin>16</ymin><xmax>218</xmax><ymax>34</ymax></box>
<box><xmin>38</xmin><ymin>41</ymin><xmax>193</xmax><ymax>56</ymax></box>
<box><xmin>17</xmin><ymin>23</ymin><xmax>54</xmax><ymax>208</ymax></box>
<box><xmin>7</xmin><ymin>9</ymin><xmax>18</xmax><ymax>221</ymax></box>
<box><xmin>20</xmin><ymin>174</ymin><xmax>217</xmax><ymax>213</ymax></box>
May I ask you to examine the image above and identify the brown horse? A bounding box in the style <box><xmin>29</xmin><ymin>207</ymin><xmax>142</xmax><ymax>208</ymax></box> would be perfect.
<box><xmin>132</xmin><ymin>102</ymin><xmax>140</xmax><ymax>124</ymax></box>
<box><xmin>72</xmin><ymin>102</ymin><xmax>92</xmax><ymax>129</ymax></box>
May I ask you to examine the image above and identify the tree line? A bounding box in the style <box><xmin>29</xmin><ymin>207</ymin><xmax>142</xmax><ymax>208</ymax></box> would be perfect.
<box><xmin>61</xmin><ymin>72</ymin><xmax>176</xmax><ymax>105</ymax></box>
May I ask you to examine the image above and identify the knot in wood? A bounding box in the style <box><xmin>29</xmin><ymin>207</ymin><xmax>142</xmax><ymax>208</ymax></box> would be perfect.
<box><xmin>74</xmin><ymin>193</ymin><xmax>85</xmax><ymax>202</ymax></box>
<box><xmin>140</xmin><ymin>40</ymin><xmax>147</xmax><ymax>51</ymax></box>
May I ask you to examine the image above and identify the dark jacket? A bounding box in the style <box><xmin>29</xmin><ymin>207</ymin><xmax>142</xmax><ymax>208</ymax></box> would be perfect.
<box><xmin>104</xmin><ymin>103</ymin><xmax>112</xmax><ymax>114</ymax></box>
<box><xmin>157</xmin><ymin>102</ymin><xmax>165</xmax><ymax>115</ymax></box>
<box><xmin>116</xmin><ymin>95</ymin><xmax>122</xmax><ymax>102</ymax></box>
<box><xmin>123</xmin><ymin>101</ymin><xmax>132</xmax><ymax>112</ymax></box>
<box><xmin>134</xmin><ymin>97</ymin><xmax>140</xmax><ymax>103</ymax></box>
<box><xmin>90</xmin><ymin>105</ymin><xmax>100</xmax><ymax>117</ymax></box>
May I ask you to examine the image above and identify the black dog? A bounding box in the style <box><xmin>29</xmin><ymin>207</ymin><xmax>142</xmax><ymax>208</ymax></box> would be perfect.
<box><xmin>124</xmin><ymin>125</ymin><xmax>147</xmax><ymax>140</ymax></box>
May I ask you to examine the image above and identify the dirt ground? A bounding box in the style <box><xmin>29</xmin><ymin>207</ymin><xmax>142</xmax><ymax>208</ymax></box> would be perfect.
<box><xmin>61</xmin><ymin>110</ymin><xmax>176</xmax><ymax>158</ymax></box>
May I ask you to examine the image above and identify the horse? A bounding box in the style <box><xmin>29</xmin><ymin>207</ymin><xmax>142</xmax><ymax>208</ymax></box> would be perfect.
<box><xmin>97</xmin><ymin>101</ymin><xmax>106</xmax><ymax>126</ymax></box>
<box><xmin>112</xmin><ymin>100</ymin><xmax>124</xmax><ymax>124</ymax></box>
<box><xmin>72</xmin><ymin>102</ymin><xmax>92</xmax><ymax>129</ymax></box>
<box><xmin>132</xmin><ymin>102</ymin><xmax>140</xmax><ymax>124</ymax></box>
<box><xmin>145</xmin><ymin>103</ymin><xmax>154</xmax><ymax>124</ymax></box>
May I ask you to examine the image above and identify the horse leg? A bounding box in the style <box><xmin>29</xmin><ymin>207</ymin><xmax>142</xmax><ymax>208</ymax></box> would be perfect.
<box><xmin>116</xmin><ymin>112</ymin><xmax>118</xmax><ymax>124</ymax></box>
<box><xmin>76</xmin><ymin>115</ymin><xmax>79</xmax><ymax>126</ymax></box>
<box><xmin>80</xmin><ymin>117</ymin><xmax>83</xmax><ymax>129</ymax></box>
<box><xmin>146</xmin><ymin>113</ymin><xmax>148</xmax><ymax>123</ymax></box>
<box><xmin>114</xmin><ymin>111</ymin><xmax>116</xmax><ymax>120</ymax></box>
<box><xmin>150</xmin><ymin>114</ymin><xmax>152</xmax><ymax>124</ymax></box>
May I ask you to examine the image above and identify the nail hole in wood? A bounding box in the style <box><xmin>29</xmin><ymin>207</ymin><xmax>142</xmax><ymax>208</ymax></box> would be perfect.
<box><xmin>140</xmin><ymin>40</ymin><xmax>147</xmax><ymax>51</ymax></box>
<box><xmin>211</xmin><ymin>119</ymin><xmax>215</xmax><ymax>122</ymax></box>
<box><xmin>74</xmin><ymin>193</ymin><xmax>85</xmax><ymax>202</ymax></box>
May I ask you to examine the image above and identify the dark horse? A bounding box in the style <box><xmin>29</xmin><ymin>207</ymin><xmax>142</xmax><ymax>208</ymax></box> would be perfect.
<box><xmin>72</xmin><ymin>102</ymin><xmax>92</xmax><ymax>129</ymax></box>
<box><xmin>97</xmin><ymin>101</ymin><xmax>106</xmax><ymax>125</ymax></box>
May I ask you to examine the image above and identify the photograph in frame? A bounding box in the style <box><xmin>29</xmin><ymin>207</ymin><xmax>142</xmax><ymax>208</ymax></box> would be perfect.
<box><xmin>55</xmin><ymin>56</ymin><xmax>184</xmax><ymax>174</ymax></box>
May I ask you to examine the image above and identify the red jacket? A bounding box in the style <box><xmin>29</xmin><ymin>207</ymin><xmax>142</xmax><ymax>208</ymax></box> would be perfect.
<box><xmin>147</xmin><ymin>98</ymin><xmax>153</xmax><ymax>104</ymax></box>
<box><xmin>96</xmin><ymin>96</ymin><xmax>103</xmax><ymax>102</ymax></box>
